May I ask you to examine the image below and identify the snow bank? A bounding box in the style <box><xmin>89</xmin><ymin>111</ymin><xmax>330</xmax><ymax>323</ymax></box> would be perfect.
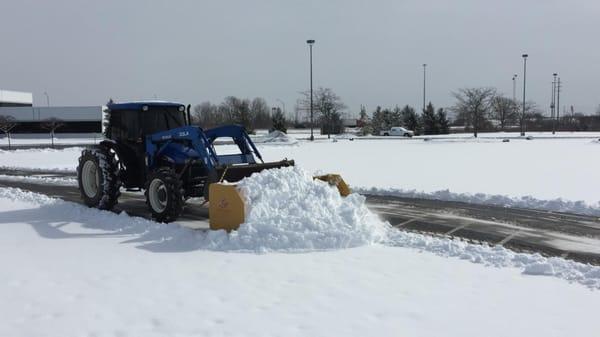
<box><xmin>206</xmin><ymin>166</ymin><xmax>390</xmax><ymax>251</ymax></box>
<box><xmin>257</xmin><ymin>130</ymin><xmax>298</xmax><ymax>145</ymax></box>
<box><xmin>357</xmin><ymin>187</ymin><xmax>600</xmax><ymax>217</ymax></box>
<box><xmin>0</xmin><ymin>174</ymin><xmax>76</xmax><ymax>186</ymax></box>
<box><xmin>386</xmin><ymin>231</ymin><xmax>600</xmax><ymax>289</ymax></box>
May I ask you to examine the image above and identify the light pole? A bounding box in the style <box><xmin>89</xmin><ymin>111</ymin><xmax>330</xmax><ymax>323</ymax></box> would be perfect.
<box><xmin>43</xmin><ymin>91</ymin><xmax>50</xmax><ymax>107</ymax></box>
<box><xmin>422</xmin><ymin>63</ymin><xmax>427</xmax><ymax>112</ymax></box>
<box><xmin>551</xmin><ymin>73</ymin><xmax>557</xmax><ymax>134</ymax></box>
<box><xmin>521</xmin><ymin>54</ymin><xmax>528</xmax><ymax>136</ymax></box>
<box><xmin>512</xmin><ymin>74</ymin><xmax>517</xmax><ymax>101</ymax></box>
<box><xmin>307</xmin><ymin>39</ymin><xmax>315</xmax><ymax>141</ymax></box>
<box><xmin>276</xmin><ymin>98</ymin><xmax>286</xmax><ymax>116</ymax></box>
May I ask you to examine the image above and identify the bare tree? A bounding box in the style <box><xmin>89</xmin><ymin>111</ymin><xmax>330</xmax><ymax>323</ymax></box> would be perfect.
<box><xmin>0</xmin><ymin>115</ymin><xmax>18</xmax><ymax>150</ymax></box>
<box><xmin>193</xmin><ymin>101</ymin><xmax>220</xmax><ymax>128</ymax></box>
<box><xmin>452</xmin><ymin>87</ymin><xmax>496</xmax><ymax>137</ymax></box>
<box><xmin>490</xmin><ymin>95</ymin><xmax>518</xmax><ymax>131</ymax></box>
<box><xmin>41</xmin><ymin>118</ymin><xmax>65</xmax><ymax>148</ymax></box>
<box><xmin>250</xmin><ymin>97</ymin><xmax>271</xmax><ymax>129</ymax></box>
<box><xmin>298</xmin><ymin>87</ymin><xmax>346</xmax><ymax>138</ymax></box>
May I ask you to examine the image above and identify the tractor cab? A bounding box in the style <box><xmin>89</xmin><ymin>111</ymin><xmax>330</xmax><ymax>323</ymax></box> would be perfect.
<box><xmin>104</xmin><ymin>101</ymin><xmax>189</xmax><ymax>142</ymax></box>
<box><xmin>103</xmin><ymin>101</ymin><xmax>190</xmax><ymax>187</ymax></box>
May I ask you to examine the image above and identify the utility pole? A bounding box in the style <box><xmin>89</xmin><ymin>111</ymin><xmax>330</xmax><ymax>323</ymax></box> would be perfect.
<box><xmin>556</xmin><ymin>77</ymin><xmax>561</xmax><ymax>132</ymax></box>
<box><xmin>422</xmin><ymin>64</ymin><xmax>427</xmax><ymax>112</ymax></box>
<box><xmin>521</xmin><ymin>54</ymin><xmax>528</xmax><ymax>136</ymax></box>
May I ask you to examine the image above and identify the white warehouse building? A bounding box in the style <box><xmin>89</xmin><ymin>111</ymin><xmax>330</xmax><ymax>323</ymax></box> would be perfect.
<box><xmin>0</xmin><ymin>90</ymin><xmax>102</xmax><ymax>133</ymax></box>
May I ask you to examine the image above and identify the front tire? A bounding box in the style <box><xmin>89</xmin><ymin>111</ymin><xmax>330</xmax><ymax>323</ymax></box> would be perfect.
<box><xmin>145</xmin><ymin>168</ymin><xmax>184</xmax><ymax>223</ymax></box>
<box><xmin>77</xmin><ymin>146</ymin><xmax>121</xmax><ymax>210</ymax></box>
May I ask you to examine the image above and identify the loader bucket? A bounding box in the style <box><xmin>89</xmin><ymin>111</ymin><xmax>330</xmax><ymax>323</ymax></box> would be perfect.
<box><xmin>209</xmin><ymin>172</ymin><xmax>351</xmax><ymax>231</ymax></box>
<box><xmin>314</xmin><ymin>174</ymin><xmax>351</xmax><ymax>197</ymax></box>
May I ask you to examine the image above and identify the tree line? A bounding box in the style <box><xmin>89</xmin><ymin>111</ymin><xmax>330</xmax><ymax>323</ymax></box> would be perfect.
<box><xmin>362</xmin><ymin>103</ymin><xmax>450</xmax><ymax>136</ymax></box>
<box><xmin>452</xmin><ymin>87</ymin><xmax>539</xmax><ymax>137</ymax></box>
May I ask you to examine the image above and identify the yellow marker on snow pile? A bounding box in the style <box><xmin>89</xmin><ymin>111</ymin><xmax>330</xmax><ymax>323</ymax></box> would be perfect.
<box><xmin>209</xmin><ymin>174</ymin><xmax>351</xmax><ymax>231</ymax></box>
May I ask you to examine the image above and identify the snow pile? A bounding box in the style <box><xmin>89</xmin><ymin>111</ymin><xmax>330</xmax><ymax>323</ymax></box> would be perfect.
<box><xmin>387</xmin><ymin>230</ymin><xmax>600</xmax><ymax>289</ymax></box>
<box><xmin>259</xmin><ymin>130</ymin><xmax>298</xmax><ymax>144</ymax></box>
<box><xmin>357</xmin><ymin>187</ymin><xmax>600</xmax><ymax>217</ymax></box>
<box><xmin>204</xmin><ymin>166</ymin><xmax>390</xmax><ymax>252</ymax></box>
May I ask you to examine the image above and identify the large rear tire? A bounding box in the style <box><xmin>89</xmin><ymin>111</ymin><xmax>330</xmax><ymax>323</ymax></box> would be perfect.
<box><xmin>77</xmin><ymin>146</ymin><xmax>121</xmax><ymax>210</ymax></box>
<box><xmin>145</xmin><ymin>168</ymin><xmax>184</xmax><ymax>223</ymax></box>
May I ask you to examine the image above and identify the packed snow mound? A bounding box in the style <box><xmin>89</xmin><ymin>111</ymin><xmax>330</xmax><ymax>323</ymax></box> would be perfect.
<box><xmin>205</xmin><ymin>166</ymin><xmax>391</xmax><ymax>251</ymax></box>
<box><xmin>259</xmin><ymin>130</ymin><xmax>298</xmax><ymax>144</ymax></box>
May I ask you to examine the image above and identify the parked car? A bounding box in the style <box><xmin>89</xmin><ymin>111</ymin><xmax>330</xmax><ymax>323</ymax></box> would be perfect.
<box><xmin>379</xmin><ymin>127</ymin><xmax>414</xmax><ymax>137</ymax></box>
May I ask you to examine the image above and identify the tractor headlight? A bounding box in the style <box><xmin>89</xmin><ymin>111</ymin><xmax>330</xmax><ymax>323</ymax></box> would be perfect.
<box><xmin>142</xmin><ymin>105</ymin><xmax>149</xmax><ymax>111</ymax></box>
<box><xmin>178</xmin><ymin>106</ymin><xmax>185</xmax><ymax>112</ymax></box>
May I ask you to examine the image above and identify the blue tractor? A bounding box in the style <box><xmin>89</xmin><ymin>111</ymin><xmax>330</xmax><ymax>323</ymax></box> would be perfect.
<box><xmin>77</xmin><ymin>101</ymin><xmax>293</xmax><ymax>222</ymax></box>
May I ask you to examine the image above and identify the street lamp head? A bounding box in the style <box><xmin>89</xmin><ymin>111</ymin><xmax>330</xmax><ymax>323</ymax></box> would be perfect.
<box><xmin>306</xmin><ymin>39</ymin><xmax>315</xmax><ymax>45</ymax></box>
<box><xmin>423</xmin><ymin>63</ymin><xmax>427</xmax><ymax>67</ymax></box>
<box><xmin>553</xmin><ymin>73</ymin><xmax>558</xmax><ymax>76</ymax></box>
<box><xmin>522</xmin><ymin>54</ymin><xmax>528</xmax><ymax>58</ymax></box>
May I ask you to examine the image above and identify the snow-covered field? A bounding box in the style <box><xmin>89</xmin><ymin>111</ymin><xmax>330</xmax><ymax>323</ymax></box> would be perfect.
<box><xmin>2</xmin><ymin>134</ymin><xmax>600</xmax><ymax>215</ymax></box>
<box><xmin>1</xmin><ymin>168</ymin><xmax>599</xmax><ymax>337</ymax></box>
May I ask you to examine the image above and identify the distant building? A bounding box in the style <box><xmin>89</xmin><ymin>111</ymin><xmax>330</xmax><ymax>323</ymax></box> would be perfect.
<box><xmin>0</xmin><ymin>90</ymin><xmax>33</xmax><ymax>107</ymax></box>
<box><xmin>0</xmin><ymin>90</ymin><xmax>102</xmax><ymax>132</ymax></box>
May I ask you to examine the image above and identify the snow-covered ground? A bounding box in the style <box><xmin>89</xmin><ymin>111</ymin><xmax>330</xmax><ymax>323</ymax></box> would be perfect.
<box><xmin>4</xmin><ymin>135</ymin><xmax>599</xmax><ymax>215</ymax></box>
<box><xmin>1</xmin><ymin>168</ymin><xmax>599</xmax><ymax>337</ymax></box>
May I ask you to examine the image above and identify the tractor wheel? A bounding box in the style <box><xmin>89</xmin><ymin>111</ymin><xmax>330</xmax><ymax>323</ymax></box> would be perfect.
<box><xmin>77</xmin><ymin>146</ymin><xmax>121</xmax><ymax>210</ymax></box>
<box><xmin>145</xmin><ymin>168</ymin><xmax>184</xmax><ymax>223</ymax></box>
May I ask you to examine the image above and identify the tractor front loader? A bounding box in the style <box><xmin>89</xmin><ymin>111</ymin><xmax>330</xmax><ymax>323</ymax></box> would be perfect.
<box><xmin>77</xmin><ymin>101</ymin><xmax>349</xmax><ymax>228</ymax></box>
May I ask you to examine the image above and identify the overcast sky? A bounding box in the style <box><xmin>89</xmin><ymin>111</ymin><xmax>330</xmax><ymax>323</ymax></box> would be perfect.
<box><xmin>2</xmin><ymin>0</ymin><xmax>599</xmax><ymax>116</ymax></box>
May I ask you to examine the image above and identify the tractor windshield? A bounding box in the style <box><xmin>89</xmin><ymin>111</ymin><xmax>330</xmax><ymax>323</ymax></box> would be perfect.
<box><xmin>142</xmin><ymin>106</ymin><xmax>186</xmax><ymax>134</ymax></box>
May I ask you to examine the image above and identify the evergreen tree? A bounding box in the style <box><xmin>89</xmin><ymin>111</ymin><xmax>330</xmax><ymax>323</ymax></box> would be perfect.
<box><xmin>436</xmin><ymin>108</ymin><xmax>450</xmax><ymax>134</ymax></box>
<box><xmin>422</xmin><ymin>102</ymin><xmax>438</xmax><ymax>135</ymax></box>
<box><xmin>371</xmin><ymin>106</ymin><xmax>385</xmax><ymax>133</ymax></box>
<box><xmin>270</xmin><ymin>107</ymin><xmax>287</xmax><ymax>133</ymax></box>
<box><xmin>400</xmin><ymin>105</ymin><xmax>421</xmax><ymax>134</ymax></box>
<box><xmin>358</xmin><ymin>105</ymin><xmax>369</xmax><ymax>124</ymax></box>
